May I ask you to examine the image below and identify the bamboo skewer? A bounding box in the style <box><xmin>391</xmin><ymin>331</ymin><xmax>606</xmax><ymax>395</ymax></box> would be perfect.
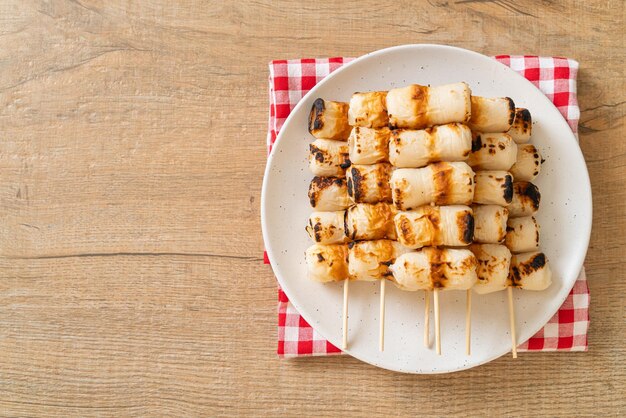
<box><xmin>379</xmin><ymin>279</ymin><xmax>386</xmax><ymax>351</ymax></box>
<box><xmin>466</xmin><ymin>289</ymin><xmax>472</xmax><ymax>356</ymax></box>
<box><xmin>424</xmin><ymin>290</ymin><xmax>430</xmax><ymax>348</ymax></box>
<box><xmin>507</xmin><ymin>286</ymin><xmax>518</xmax><ymax>358</ymax></box>
<box><xmin>342</xmin><ymin>279</ymin><xmax>349</xmax><ymax>350</ymax></box>
<box><xmin>434</xmin><ymin>288</ymin><xmax>441</xmax><ymax>355</ymax></box>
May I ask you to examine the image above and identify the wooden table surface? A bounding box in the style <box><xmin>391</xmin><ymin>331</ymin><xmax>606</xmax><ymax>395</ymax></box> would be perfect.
<box><xmin>1</xmin><ymin>1</ymin><xmax>624</xmax><ymax>416</ymax></box>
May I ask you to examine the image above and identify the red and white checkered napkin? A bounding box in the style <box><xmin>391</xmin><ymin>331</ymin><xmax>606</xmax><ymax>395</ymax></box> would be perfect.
<box><xmin>265</xmin><ymin>55</ymin><xmax>589</xmax><ymax>357</ymax></box>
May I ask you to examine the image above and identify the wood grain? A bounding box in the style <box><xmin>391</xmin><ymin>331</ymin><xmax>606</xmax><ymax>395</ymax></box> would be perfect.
<box><xmin>0</xmin><ymin>0</ymin><xmax>624</xmax><ymax>416</ymax></box>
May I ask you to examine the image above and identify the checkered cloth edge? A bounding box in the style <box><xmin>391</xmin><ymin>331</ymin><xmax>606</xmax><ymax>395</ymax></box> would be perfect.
<box><xmin>266</xmin><ymin>55</ymin><xmax>588</xmax><ymax>357</ymax></box>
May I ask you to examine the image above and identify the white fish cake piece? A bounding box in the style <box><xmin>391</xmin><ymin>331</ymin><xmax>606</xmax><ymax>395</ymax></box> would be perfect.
<box><xmin>390</xmin><ymin>248</ymin><xmax>478</xmax><ymax>291</ymax></box>
<box><xmin>309</xmin><ymin>138</ymin><xmax>350</xmax><ymax>177</ymax></box>
<box><xmin>388</xmin><ymin>250</ymin><xmax>431</xmax><ymax>291</ymax></box>
<box><xmin>387</xmin><ymin>82</ymin><xmax>472</xmax><ymax>129</ymax></box>
<box><xmin>473</xmin><ymin>171</ymin><xmax>514</xmax><ymax>206</ymax></box>
<box><xmin>348</xmin><ymin>239</ymin><xmax>409</xmax><ymax>281</ymax></box>
<box><xmin>394</xmin><ymin>205</ymin><xmax>474</xmax><ymax>249</ymax></box>
<box><xmin>391</xmin><ymin>162</ymin><xmax>475</xmax><ymax>210</ymax></box>
<box><xmin>507</xmin><ymin>108</ymin><xmax>532</xmax><ymax>144</ymax></box>
<box><xmin>468</xmin><ymin>132</ymin><xmax>518</xmax><ymax>171</ymax></box>
<box><xmin>508</xmin><ymin>251</ymin><xmax>552</xmax><ymax>291</ymax></box>
<box><xmin>348</xmin><ymin>127</ymin><xmax>390</xmax><ymax>165</ymax></box>
<box><xmin>345</xmin><ymin>203</ymin><xmax>396</xmax><ymax>241</ymax></box>
<box><xmin>305</xmin><ymin>244</ymin><xmax>349</xmax><ymax>283</ymax></box>
<box><xmin>510</xmin><ymin>144</ymin><xmax>543</xmax><ymax>181</ymax></box>
<box><xmin>389</xmin><ymin>123</ymin><xmax>472</xmax><ymax>168</ymax></box>
<box><xmin>468</xmin><ymin>96</ymin><xmax>515</xmax><ymax>133</ymax></box>
<box><xmin>508</xmin><ymin>181</ymin><xmax>541</xmax><ymax>218</ymax></box>
<box><xmin>348</xmin><ymin>91</ymin><xmax>389</xmax><ymax>128</ymax></box>
<box><xmin>505</xmin><ymin>216</ymin><xmax>540</xmax><ymax>253</ymax></box>
<box><xmin>346</xmin><ymin>163</ymin><xmax>393</xmax><ymax>204</ymax></box>
<box><xmin>470</xmin><ymin>244</ymin><xmax>512</xmax><ymax>294</ymax></box>
<box><xmin>308</xmin><ymin>176</ymin><xmax>351</xmax><ymax>211</ymax></box>
<box><xmin>472</xmin><ymin>204</ymin><xmax>508</xmax><ymax>243</ymax></box>
<box><xmin>308</xmin><ymin>98</ymin><xmax>352</xmax><ymax>140</ymax></box>
<box><xmin>306</xmin><ymin>211</ymin><xmax>348</xmax><ymax>244</ymax></box>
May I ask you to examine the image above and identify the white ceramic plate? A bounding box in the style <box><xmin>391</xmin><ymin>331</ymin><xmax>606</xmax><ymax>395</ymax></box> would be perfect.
<box><xmin>261</xmin><ymin>44</ymin><xmax>591</xmax><ymax>373</ymax></box>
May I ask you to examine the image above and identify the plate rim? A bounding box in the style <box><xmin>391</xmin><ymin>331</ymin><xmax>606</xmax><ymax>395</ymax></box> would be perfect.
<box><xmin>261</xmin><ymin>43</ymin><xmax>592</xmax><ymax>373</ymax></box>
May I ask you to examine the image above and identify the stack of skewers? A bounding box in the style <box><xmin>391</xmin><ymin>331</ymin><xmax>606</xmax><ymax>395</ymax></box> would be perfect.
<box><xmin>468</xmin><ymin>99</ymin><xmax>552</xmax><ymax>358</ymax></box>
<box><xmin>304</xmin><ymin>82</ymin><xmax>552</xmax><ymax>357</ymax></box>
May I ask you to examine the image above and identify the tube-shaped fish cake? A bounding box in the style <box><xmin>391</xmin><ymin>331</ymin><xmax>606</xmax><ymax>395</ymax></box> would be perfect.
<box><xmin>386</xmin><ymin>82</ymin><xmax>472</xmax><ymax>129</ymax></box>
<box><xmin>508</xmin><ymin>251</ymin><xmax>552</xmax><ymax>291</ymax></box>
<box><xmin>306</xmin><ymin>211</ymin><xmax>348</xmax><ymax>244</ymax></box>
<box><xmin>309</xmin><ymin>139</ymin><xmax>350</xmax><ymax>177</ymax></box>
<box><xmin>507</xmin><ymin>108</ymin><xmax>532</xmax><ymax>144</ymax></box>
<box><xmin>472</xmin><ymin>204</ymin><xmax>508</xmax><ymax>243</ymax></box>
<box><xmin>389</xmin><ymin>250</ymin><xmax>430</xmax><ymax>291</ymax></box>
<box><xmin>390</xmin><ymin>248</ymin><xmax>478</xmax><ymax>291</ymax></box>
<box><xmin>305</xmin><ymin>244</ymin><xmax>349</xmax><ymax>283</ymax></box>
<box><xmin>308</xmin><ymin>177</ymin><xmax>351</xmax><ymax>211</ymax></box>
<box><xmin>508</xmin><ymin>181</ymin><xmax>541</xmax><ymax>218</ymax></box>
<box><xmin>348</xmin><ymin>239</ymin><xmax>409</xmax><ymax>281</ymax></box>
<box><xmin>394</xmin><ymin>205</ymin><xmax>474</xmax><ymax>249</ymax></box>
<box><xmin>346</xmin><ymin>163</ymin><xmax>393</xmax><ymax>204</ymax></box>
<box><xmin>308</xmin><ymin>99</ymin><xmax>352</xmax><ymax>140</ymax></box>
<box><xmin>468</xmin><ymin>96</ymin><xmax>515</xmax><ymax>133</ymax></box>
<box><xmin>345</xmin><ymin>203</ymin><xmax>396</xmax><ymax>241</ymax></box>
<box><xmin>510</xmin><ymin>144</ymin><xmax>542</xmax><ymax>181</ymax></box>
<box><xmin>505</xmin><ymin>216</ymin><xmax>540</xmax><ymax>253</ymax></box>
<box><xmin>391</xmin><ymin>162</ymin><xmax>475</xmax><ymax>210</ymax></box>
<box><xmin>348</xmin><ymin>91</ymin><xmax>389</xmax><ymax>128</ymax></box>
<box><xmin>348</xmin><ymin>127</ymin><xmax>390</xmax><ymax>165</ymax></box>
<box><xmin>470</xmin><ymin>244</ymin><xmax>512</xmax><ymax>294</ymax></box>
<box><xmin>468</xmin><ymin>133</ymin><xmax>518</xmax><ymax>171</ymax></box>
<box><xmin>473</xmin><ymin>171</ymin><xmax>513</xmax><ymax>206</ymax></box>
<box><xmin>388</xmin><ymin>123</ymin><xmax>472</xmax><ymax>168</ymax></box>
